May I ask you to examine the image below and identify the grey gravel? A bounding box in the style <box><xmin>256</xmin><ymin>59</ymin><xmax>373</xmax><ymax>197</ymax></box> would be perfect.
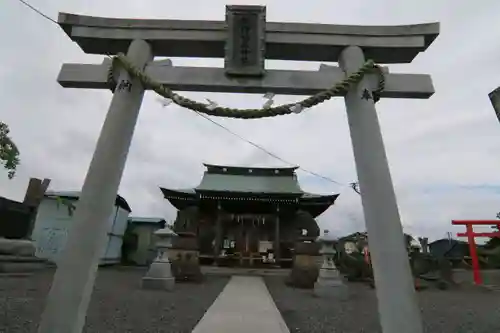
<box><xmin>4</xmin><ymin>267</ymin><xmax>500</xmax><ymax>333</ymax></box>
<box><xmin>0</xmin><ymin>267</ymin><xmax>228</xmax><ymax>333</ymax></box>
<box><xmin>266</xmin><ymin>275</ymin><xmax>500</xmax><ymax>333</ymax></box>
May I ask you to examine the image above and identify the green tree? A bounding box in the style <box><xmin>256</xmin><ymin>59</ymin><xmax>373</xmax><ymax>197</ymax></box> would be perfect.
<box><xmin>55</xmin><ymin>196</ymin><xmax>76</xmax><ymax>216</ymax></box>
<box><xmin>484</xmin><ymin>212</ymin><xmax>500</xmax><ymax>249</ymax></box>
<box><xmin>494</xmin><ymin>212</ymin><xmax>500</xmax><ymax>231</ymax></box>
<box><xmin>0</xmin><ymin>122</ymin><xmax>20</xmax><ymax>179</ymax></box>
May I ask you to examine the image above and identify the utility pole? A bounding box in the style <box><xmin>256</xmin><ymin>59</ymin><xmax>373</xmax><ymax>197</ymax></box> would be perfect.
<box><xmin>489</xmin><ymin>87</ymin><xmax>500</xmax><ymax>122</ymax></box>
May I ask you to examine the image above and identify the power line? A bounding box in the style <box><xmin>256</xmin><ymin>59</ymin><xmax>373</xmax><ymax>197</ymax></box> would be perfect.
<box><xmin>192</xmin><ymin>111</ymin><xmax>346</xmax><ymax>186</ymax></box>
<box><xmin>15</xmin><ymin>0</ymin><xmax>353</xmax><ymax>189</ymax></box>
<box><xmin>15</xmin><ymin>0</ymin><xmax>58</xmax><ymax>25</ymax></box>
<box><xmin>15</xmin><ymin>0</ymin><xmax>115</xmax><ymax>60</ymax></box>
<box><xmin>194</xmin><ymin>112</ymin><xmax>294</xmax><ymax>166</ymax></box>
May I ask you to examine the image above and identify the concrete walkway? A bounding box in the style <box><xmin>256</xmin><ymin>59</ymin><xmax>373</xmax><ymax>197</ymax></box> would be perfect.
<box><xmin>192</xmin><ymin>276</ymin><xmax>290</xmax><ymax>333</ymax></box>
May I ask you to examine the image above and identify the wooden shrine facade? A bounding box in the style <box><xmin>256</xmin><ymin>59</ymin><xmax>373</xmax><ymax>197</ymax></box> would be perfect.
<box><xmin>160</xmin><ymin>163</ymin><xmax>339</xmax><ymax>267</ymax></box>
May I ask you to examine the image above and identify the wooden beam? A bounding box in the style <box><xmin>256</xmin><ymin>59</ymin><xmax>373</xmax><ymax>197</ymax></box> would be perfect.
<box><xmin>57</xmin><ymin>61</ymin><xmax>434</xmax><ymax>99</ymax></box>
<box><xmin>452</xmin><ymin>220</ymin><xmax>500</xmax><ymax>225</ymax></box>
<box><xmin>457</xmin><ymin>232</ymin><xmax>500</xmax><ymax>238</ymax></box>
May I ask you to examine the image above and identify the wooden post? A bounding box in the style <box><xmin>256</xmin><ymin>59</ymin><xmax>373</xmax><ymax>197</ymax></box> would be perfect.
<box><xmin>23</xmin><ymin>178</ymin><xmax>51</xmax><ymax>239</ymax></box>
<box><xmin>239</xmin><ymin>215</ymin><xmax>244</xmax><ymax>266</ymax></box>
<box><xmin>488</xmin><ymin>87</ymin><xmax>500</xmax><ymax>123</ymax></box>
<box><xmin>275</xmin><ymin>206</ymin><xmax>281</xmax><ymax>265</ymax></box>
<box><xmin>466</xmin><ymin>224</ymin><xmax>482</xmax><ymax>285</ymax></box>
<box><xmin>213</xmin><ymin>202</ymin><xmax>222</xmax><ymax>264</ymax></box>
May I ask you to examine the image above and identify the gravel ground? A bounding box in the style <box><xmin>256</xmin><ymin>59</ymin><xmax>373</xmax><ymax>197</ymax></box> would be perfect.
<box><xmin>0</xmin><ymin>267</ymin><xmax>228</xmax><ymax>333</ymax></box>
<box><xmin>266</xmin><ymin>274</ymin><xmax>500</xmax><ymax>333</ymax></box>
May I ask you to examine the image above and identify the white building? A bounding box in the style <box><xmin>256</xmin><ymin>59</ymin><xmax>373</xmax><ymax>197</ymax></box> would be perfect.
<box><xmin>31</xmin><ymin>190</ymin><xmax>132</xmax><ymax>265</ymax></box>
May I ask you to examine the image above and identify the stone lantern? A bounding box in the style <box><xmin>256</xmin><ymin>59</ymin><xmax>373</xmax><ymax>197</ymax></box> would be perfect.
<box><xmin>314</xmin><ymin>229</ymin><xmax>346</xmax><ymax>297</ymax></box>
<box><xmin>141</xmin><ymin>227</ymin><xmax>176</xmax><ymax>291</ymax></box>
<box><xmin>287</xmin><ymin>231</ymin><xmax>321</xmax><ymax>289</ymax></box>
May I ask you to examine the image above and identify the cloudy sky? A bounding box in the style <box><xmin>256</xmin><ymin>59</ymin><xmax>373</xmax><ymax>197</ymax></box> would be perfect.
<box><xmin>2</xmin><ymin>0</ymin><xmax>500</xmax><ymax>241</ymax></box>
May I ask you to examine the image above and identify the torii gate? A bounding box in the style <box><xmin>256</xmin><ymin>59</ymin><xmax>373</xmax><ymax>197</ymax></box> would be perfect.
<box><xmin>451</xmin><ymin>220</ymin><xmax>500</xmax><ymax>285</ymax></box>
<box><xmin>39</xmin><ymin>6</ymin><xmax>439</xmax><ymax>333</ymax></box>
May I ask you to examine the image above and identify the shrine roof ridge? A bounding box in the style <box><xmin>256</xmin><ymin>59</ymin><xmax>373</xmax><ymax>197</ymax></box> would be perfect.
<box><xmin>203</xmin><ymin>163</ymin><xmax>299</xmax><ymax>173</ymax></box>
<box><xmin>128</xmin><ymin>216</ymin><xmax>166</xmax><ymax>225</ymax></box>
<box><xmin>57</xmin><ymin>12</ymin><xmax>439</xmax><ymax>63</ymax></box>
<box><xmin>159</xmin><ymin>187</ymin><xmax>339</xmax><ymax>197</ymax></box>
<box><xmin>159</xmin><ymin>187</ymin><xmax>339</xmax><ymax>217</ymax></box>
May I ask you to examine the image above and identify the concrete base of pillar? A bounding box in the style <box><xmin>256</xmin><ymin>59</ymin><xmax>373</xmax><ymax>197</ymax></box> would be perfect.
<box><xmin>0</xmin><ymin>238</ymin><xmax>36</xmax><ymax>256</ymax></box>
<box><xmin>142</xmin><ymin>259</ymin><xmax>175</xmax><ymax>291</ymax></box>
<box><xmin>0</xmin><ymin>239</ymin><xmax>48</xmax><ymax>274</ymax></box>
<box><xmin>142</xmin><ymin>276</ymin><xmax>175</xmax><ymax>291</ymax></box>
<box><xmin>314</xmin><ymin>267</ymin><xmax>348</xmax><ymax>298</ymax></box>
<box><xmin>0</xmin><ymin>256</ymin><xmax>47</xmax><ymax>273</ymax></box>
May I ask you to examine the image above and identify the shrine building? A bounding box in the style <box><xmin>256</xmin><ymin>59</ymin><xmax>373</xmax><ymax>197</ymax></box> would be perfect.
<box><xmin>160</xmin><ymin>163</ymin><xmax>339</xmax><ymax>267</ymax></box>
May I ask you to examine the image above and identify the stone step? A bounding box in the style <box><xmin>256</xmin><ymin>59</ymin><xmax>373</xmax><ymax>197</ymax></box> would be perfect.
<box><xmin>481</xmin><ymin>284</ymin><xmax>500</xmax><ymax>292</ymax></box>
<box><xmin>0</xmin><ymin>238</ymin><xmax>36</xmax><ymax>257</ymax></box>
<box><xmin>0</xmin><ymin>255</ymin><xmax>47</xmax><ymax>263</ymax></box>
<box><xmin>0</xmin><ymin>262</ymin><xmax>47</xmax><ymax>273</ymax></box>
<box><xmin>0</xmin><ymin>254</ymin><xmax>49</xmax><ymax>273</ymax></box>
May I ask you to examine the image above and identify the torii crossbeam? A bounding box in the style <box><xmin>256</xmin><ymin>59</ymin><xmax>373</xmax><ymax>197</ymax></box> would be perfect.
<box><xmin>39</xmin><ymin>6</ymin><xmax>439</xmax><ymax>333</ymax></box>
<box><xmin>58</xmin><ymin>59</ymin><xmax>433</xmax><ymax>98</ymax></box>
<box><xmin>452</xmin><ymin>220</ymin><xmax>500</xmax><ymax>285</ymax></box>
<box><xmin>57</xmin><ymin>12</ymin><xmax>435</xmax><ymax>98</ymax></box>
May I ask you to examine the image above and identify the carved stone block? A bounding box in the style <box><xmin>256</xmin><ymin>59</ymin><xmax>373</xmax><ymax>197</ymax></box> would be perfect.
<box><xmin>0</xmin><ymin>239</ymin><xmax>48</xmax><ymax>273</ymax></box>
<box><xmin>286</xmin><ymin>240</ymin><xmax>320</xmax><ymax>289</ymax></box>
<box><xmin>141</xmin><ymin>254</ymin><xmax>175</xmax><ymax>291</ymax></box>
<box><xmin>225</xmin><ymin>5</ymin><xmax>266</xmax><ymax>77</ymax></box>
<box><xmin>0</xmin><ymin>238</ymin><xmax>36</xmax><ymax>256</ymax></box>
<box><xmin>170</xmin><ymin>233</ymin><xmax>203</xmax><ymax>283</ymax></box>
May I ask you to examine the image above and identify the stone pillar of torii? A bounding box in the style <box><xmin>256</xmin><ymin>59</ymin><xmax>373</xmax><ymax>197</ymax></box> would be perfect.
<box><xmin>38</xmin><ymin>5</ymin><xmax>439</xmax><ymax>333</ymax></box>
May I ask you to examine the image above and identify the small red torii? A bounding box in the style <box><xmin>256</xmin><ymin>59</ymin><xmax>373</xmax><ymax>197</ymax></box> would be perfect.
<box><xmin>451</xmin><ymin>220</ymin><xmax>500</xmax><ymax>285</ymax></box>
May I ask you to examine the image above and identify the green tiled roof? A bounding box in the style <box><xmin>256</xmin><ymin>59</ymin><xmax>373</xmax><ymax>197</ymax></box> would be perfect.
<box><xmin>44</xmin><ymin>190</ymin><xmax>132</xmax><ymax>212</ymax></box>
<box><xmin>195</xmin><ymin>172</ymin><xmax>303</xmax><ymax>194</ymax></box>
<box><xmin>159</xmin><ymin>164</ymin><xmax>340</xmax><ymax>217</ymax></box>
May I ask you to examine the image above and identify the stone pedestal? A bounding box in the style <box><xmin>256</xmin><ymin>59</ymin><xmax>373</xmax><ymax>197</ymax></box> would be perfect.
<box><xmin>314</xmin><ymin>230</ymin><xmax>347</xmax><ymax>298</ymax></box>
<box><xmin>142</xmin><ymin>251</ymin><xmax>175</xmax><ymax>291</ymax></box>
<box><xmin>0</xmin><ymin>238</ymin><xmax>47</xmax><ymax>274</ymax></box>
<box><xmin>170</xmin><ymin>232</ymin><xmax>203</xmax><ymax>283</ymax></box>
<box><xmin>287</xmin><ymin>237</ymin><xmax>320</xmax><ymax>289</ymax></box>
<box><xmin>314</xmin><ymin>263</ymin><xmax>348</xmax><ymax>298</ymax></box>
<box><xmin>142</xmin><ymin>228</ymin><xmax>176</xmax><ymax>291</ymax></box>
<box><xmin>436</xmin><ymin>258</ymin><xmax>457</xmax><ymax>289</ymax></box>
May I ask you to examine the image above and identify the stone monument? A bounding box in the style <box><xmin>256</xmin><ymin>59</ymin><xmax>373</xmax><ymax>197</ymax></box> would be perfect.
<box><xmin>314</xmin><ymin>230</ymin><xmax>346</xmax><ymax>297</ymax></box>
<box><xmin>287</xmin><ymin>234</ymin><xmax>320</xmax><ymax>289</ymax></box>
<box><xmin>169</xmin><ymin>231</ymin><xmax>203</xmax><ymax>283</ymax></box>
<box><xmin>0</xmin><ymin>178</ymin><xmax>50</xmax><ymax>274</ymax></box>
<box><xmin>39</xmin><ymin>5</ymin><xmax>439</xmax><ymax>333</ymax></box>
<box><xmin>0</xmin><ymin>237</ymin><xmax>47</xmax><ymax>274</ymax></box>
<box><xmin>142</xmin><ymin>227</ymin><xmax>176</xmax><ymax>291</ymax></box>
<box><xmin>418</xmin><ymin>237</ymin><xmax>429</xmax><ymax>254</ymax></box>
